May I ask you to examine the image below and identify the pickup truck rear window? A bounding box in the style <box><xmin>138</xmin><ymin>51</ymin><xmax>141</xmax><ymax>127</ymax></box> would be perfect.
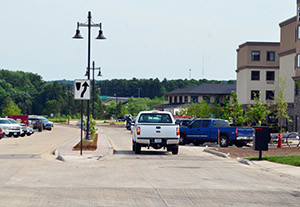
<box><xmin>212</xmin><ymin>120</ymin><xmax>229</xmax><ymax>127</ymax></box>
<box><xmin>138</xmin><ymin>113</ymin><xmax>172</xmax><ymax>123</ymax></box>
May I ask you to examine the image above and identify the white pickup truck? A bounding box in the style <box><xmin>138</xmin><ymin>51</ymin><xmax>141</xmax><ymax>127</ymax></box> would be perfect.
<box><xmin>132</xmin><ymin>111</ymin><xmax>180</xmax><ymax>154</ymax></box>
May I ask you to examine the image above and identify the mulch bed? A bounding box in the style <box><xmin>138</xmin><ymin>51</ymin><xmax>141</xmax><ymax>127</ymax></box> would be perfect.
<box><xmin>73</xmin><ymin>134</ymin><xmax>98</xmax><ymax>151</ymax></box>
<box><xmin>214</xmin><ymin>146</ymin><xmax>300</xmax><ymax>158</ymax></box>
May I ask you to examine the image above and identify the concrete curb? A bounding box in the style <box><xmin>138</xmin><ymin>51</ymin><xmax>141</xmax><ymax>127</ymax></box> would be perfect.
<box><xmin>237</xmin><ymin>157</ymin><xmax>253</xmax><ymax>165</ymax></box>
<box><xmin>203</xmin><ymin>148</ymin><xmax>229</xmax><ymax>158</ymax></box>
<box><xmin>55</xmin><ymin>149</ymin><xmax>65</xmax><ymax>162</ymax></box>
<box><xmin>203</xmin><ymin>148</ymin><xmax>254</xmax><ymax>166</ymax></box>
<box><xmin>96</xmin><ymin>134</ymin><xmax>115</xmax><ymax>161</ymax></box>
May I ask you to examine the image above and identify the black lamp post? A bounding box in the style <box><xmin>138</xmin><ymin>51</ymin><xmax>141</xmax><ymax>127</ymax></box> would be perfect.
<box><xmin>73</xmin><ymin>11</ymin><xmax>106</xmax><ymax>140</ymax></box>
<box><xmin>85</xmin><ymin>61</ymin><xmax>102</xmax><ymax>118</ymax></box>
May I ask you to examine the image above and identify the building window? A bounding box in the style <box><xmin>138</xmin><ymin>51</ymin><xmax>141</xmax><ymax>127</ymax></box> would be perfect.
<box><xmin>298</xmin><ymin>25</ymin><xmax>300</xmax><ymax>39</ymax></box>
<box><xmin>203</xmin><ymin>96</ymin><xmax>210</xmax><ymax>103</ymax></box>
<box><xmin>214</xmin><ymin>96</ymin><xmax>219</xmax><ymax>104</ymax></box>
<box><xmin>297</xmin><ymin>54</ymin><xmax>300</xmax><ymax>68</ymax></box>
<box><xmin>251</xmin><ymin>90</ymin><xmax>260</xmax><ymax>100</ymax></box>
<box><xmin>266</xmin><ymin>91</ymin><xmax>274</xmax><ymax>100</ymax></box>
<box><xmin>251</xmin><ymin>51</ymin><xmax>260</xmax><ymax>61</ymax></box>
<box><xmin>296</xmin><ymin>83</ymin><xmax>299</xmax><ymax>96</ymax></box>
<box><xmin>267</xmin><ymin>51</ymin><xmax>275</xmax><ymax>61</ymax></box>
<box><xmin>191</xmin><ymin>96</ymin><xmax>198</xmax><ymax>103</ymax></box>
<box><xmin>184</xmin><ymin>96</ymin><xmax>188</xmax><ymax>103</ymax></box>
<box><xmin>251</xmin><ymin>71</ymin><xmax>260</xmax><ymax>81</ymax></box>
<box><xmin>179</xmin><ymin>96</ymin><xmax>183</xmax><ymax>103</ymax></box>
<box><xmin>169</xmin><ymin>96</ymin><xmax>172</xmax><ymax>103</ymax></box>
<box><xmin>298</xmin><ymin>7</ymin><xmax>300</xmax><ymax>21</ymax></box>
<box><xmin>266</xmin><ymin>71</ymin><xmax>275</xmax><ymax>81</ymax></box>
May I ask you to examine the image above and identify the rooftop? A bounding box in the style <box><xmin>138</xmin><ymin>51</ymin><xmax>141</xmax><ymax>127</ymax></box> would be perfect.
<box><xmin>166</xmin><ymin>83</ymin><xmax>236</xmax><ymax>96</ymax></box>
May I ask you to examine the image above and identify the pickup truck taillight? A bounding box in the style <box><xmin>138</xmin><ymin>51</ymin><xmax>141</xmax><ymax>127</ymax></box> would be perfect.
<box><xmin>136</xmin><ymin>127</ymin><xmax>141</xmax><ymax>135</ymax></box>
<box><xmin>176</xmin><ymin>127</ymin><xmax>180</xmax><ymax>136</ymax></box>
<box><xmin>235</xmin><ymin>128</ymin><xmax>238</xmax><ymax>135</ymax></box>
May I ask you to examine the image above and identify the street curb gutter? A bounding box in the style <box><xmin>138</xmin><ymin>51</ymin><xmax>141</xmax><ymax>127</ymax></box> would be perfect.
<box><xmin>203</xmin><ymin>148</ymin><xmax>253</xmax><ymax>165</ymax></box>
<box><xmin>97</xmin><ymin>134</ymin><xmax>115</xmax><ymax>161</ymax></box>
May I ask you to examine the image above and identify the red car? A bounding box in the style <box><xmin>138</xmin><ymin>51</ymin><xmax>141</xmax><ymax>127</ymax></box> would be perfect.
<box><xmin>0</xmin><ymin>126</ymin><xmax>3</xmax><ymax>139</ymax></box>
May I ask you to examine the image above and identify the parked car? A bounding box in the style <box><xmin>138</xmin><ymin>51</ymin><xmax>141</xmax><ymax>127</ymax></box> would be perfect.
<box><xmin>0</xmin><ymin>125</ymin><xmax>4</xmax><ymax>139</ymax></box>
<box><xmin>179</xmin><ymin>118</ymin><xmax>254</xmax><ymax>147</ymax></box>
<box><xmin>29</xmin><ymin>117</ymin><xmax>53</xmax><ymax>131</ymax></box>
<box><xmin>27</xmin><ymin>127</ymin><xmax>35</xmax><ymax>136</ymax></box>
<box><xmin>0</xmin><ymin>118</ymin><xmax>21</xmax><ymax>138</ymax></box>
<box><xmin>7</xmin><ymin>118</ymin><xmax>28</xmax><ymax>137</ymax></box>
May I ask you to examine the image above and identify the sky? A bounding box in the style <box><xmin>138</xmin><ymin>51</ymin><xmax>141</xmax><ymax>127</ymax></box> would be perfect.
<box><xmin>0</xmin><ymin>0</ymin><xmax>297</xmax><ymax>81</ymax></box>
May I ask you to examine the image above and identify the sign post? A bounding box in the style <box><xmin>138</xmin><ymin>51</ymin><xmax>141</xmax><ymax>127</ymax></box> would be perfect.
<box><xmin>74</xmin><ymin>80</ymin><xmax>91</xmax><ymax>155</ymax></box>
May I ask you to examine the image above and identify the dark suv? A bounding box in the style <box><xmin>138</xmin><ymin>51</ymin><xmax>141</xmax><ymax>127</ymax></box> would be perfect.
<box><xmin>29</xmin><ymin>117</ymin><xmax>53</xmax><ymax>131</ymax></box>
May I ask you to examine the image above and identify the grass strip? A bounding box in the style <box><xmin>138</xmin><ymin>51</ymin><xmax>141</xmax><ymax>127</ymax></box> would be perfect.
<box><xmin>246</xmin><ymin>155</ymin><xmax>300</xmax><ymax>167</ymax></box>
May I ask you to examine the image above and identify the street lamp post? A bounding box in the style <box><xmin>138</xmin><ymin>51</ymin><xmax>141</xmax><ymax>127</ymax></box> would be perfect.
<box><xmin>85</xmin><ymin>61</ymin><xmax>102</xmax><ymax>118</ymax></box>
<box><xmin>91</xmin><ymin>61</ymin><xmax>102</xmax><ymax>118</ymax></box>
<box><xmin>73</xmin><ymin>11</ymin><xmax>106</xmax><ymax>140</ymax></box>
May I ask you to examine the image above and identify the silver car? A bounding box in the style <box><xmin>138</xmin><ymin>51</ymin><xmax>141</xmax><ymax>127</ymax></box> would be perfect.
<box><xmin>0</xmin><ymin>118</ymin><xmax>21</xmax><ymax>138</ymax></box>
<box><xmin>7</xmin><ymin>118</ymin><xmax>28</xmax><ymax>137</ymax></box>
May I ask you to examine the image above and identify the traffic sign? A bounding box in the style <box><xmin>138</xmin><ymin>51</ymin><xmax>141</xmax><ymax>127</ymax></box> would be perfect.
<box><xmin>74</xmin><ymin>80</ymin><xmax>90</xmax><ymax>100</ymax></box>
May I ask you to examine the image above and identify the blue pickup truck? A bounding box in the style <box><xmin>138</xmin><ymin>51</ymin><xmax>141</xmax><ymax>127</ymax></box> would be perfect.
<box><xmin>179</xmin><ymin>118</ymin><xmax>254</xmax><ymax>147</ymax></box>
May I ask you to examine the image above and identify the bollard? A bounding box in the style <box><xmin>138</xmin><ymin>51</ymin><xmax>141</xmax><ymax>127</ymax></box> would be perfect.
<box><xmin>277</xmin><ymin>133</ymin><xmax>282</xmax><ymax>148</ymax></box>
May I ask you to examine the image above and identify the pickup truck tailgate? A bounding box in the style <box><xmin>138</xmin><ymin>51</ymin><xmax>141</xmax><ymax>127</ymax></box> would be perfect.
<box><xmin>237</xmin><ymin>128</ymin><xmax>254</xmax><ymax>136</ymax></box>
<box><xmin>138</xmin><ymin>124</ymin><xmax>178</xmax><ymax>138</ymax></box>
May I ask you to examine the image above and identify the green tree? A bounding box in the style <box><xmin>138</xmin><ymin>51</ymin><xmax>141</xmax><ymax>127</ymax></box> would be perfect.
<box><xmin>43</xmin><ymin>99</ymin><xmax>61</xmax><ymax>116</ymax></box>
<box><xmin>230</xmin><ymin>92</ymin><xmax>247</xmax><ymax>125</ymax></box>
<box><xmin>187</xmin><ymin>101</ymin><xmax>211</xmax><ymax>118</ymax></box>
<box><xmin>220</xmin><ymin>96</ymin><xmax>232</xmax><ymax>122</ymax></box>
<box><xmin>246</xmin><ymin>92</ymin><xmax>270</xmax><ymax>126</ymax></box>
<box><xmin>275</xmin><ymin>77</ymin><xmax>289</xmax><ymax>132</ymax></box>
<box><xmin>1</xmin><ymin>98</ymin><xmax>22</xmax><ymax>116</ymax></box>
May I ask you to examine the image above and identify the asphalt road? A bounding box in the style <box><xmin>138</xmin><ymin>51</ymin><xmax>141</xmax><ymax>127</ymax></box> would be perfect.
<box><xmin>0</xmin><ymin>124</ymin><xmax>300</xmax><ymax>206</ymax></box>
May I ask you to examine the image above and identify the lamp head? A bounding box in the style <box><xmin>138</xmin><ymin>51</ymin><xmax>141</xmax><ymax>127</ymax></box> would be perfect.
<box><xmin>96</xmin><ymin>30</ymin><xmax>106</xmax><ymax>39</ymax></box>
<box><xmin>73</xmin><ymin>29</ymin><xmax>83</xmax><ymax>39</ymax></box>
<box><xmin>96</xmin><ymin>23</ymin><xmax>106</xmax><ymax>39</ymax></box>
<box><xmin>97</xmin><ymin>70</ymin><xmax>102</xmax><ymax>76</ymax></box>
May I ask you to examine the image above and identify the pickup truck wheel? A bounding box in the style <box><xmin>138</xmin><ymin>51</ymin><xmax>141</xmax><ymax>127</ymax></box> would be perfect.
<box><xmin>219</xmin><ymin>135</ymin><xmax>229</xmax><ymax>147</ymax></box>
<box><xmin>135</xmin><ymin>143</ymin><xmax>141</xmax><ymax>154</ymax></box>
<box><xmin>172</xmin><ymin>146</ymin><xmax>179</xmax><ymax>155</ymax></box>
<box><xmin>179</xmin><ymin>134</ymin><xmax>186</xmax><ymax>145</ymax></box>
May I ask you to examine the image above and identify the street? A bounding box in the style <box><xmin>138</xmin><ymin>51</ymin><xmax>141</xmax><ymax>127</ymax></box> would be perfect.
<box><xmin>0</xmin><ymin>124</ymin><xmax>299</xmax><ymax>206</ymax></box>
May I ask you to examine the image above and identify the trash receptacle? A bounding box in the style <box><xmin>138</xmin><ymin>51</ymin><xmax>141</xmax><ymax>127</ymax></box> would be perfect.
<box><xmin>253</xmin><ymin>126</ymin><xmax>269</xmax><ymax>160</ymax></box>
<box><xmin>253</xmin><ymin>126</ymin><xmax>269</xmax><ymax>151</ymax></box>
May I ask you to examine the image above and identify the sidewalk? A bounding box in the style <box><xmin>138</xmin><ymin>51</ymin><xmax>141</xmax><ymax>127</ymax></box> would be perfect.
<box><xmin>56</xmin><ymin>129</ymin><xmax>114</xmax><ymax>162</ymax></box>
<box><xmin>204</xmin><ymin>148</ymin><xmax>300</xmax><ymax>179</ymax></box>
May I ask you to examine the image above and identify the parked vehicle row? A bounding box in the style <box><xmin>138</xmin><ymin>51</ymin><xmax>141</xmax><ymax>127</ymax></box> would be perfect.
<box><xmin>0</xmin><ymin>118</ymin><xmax>34</xmax><ymax>138</ymax></box>
<box><xmin>0</xmin><ymin>116</ymin><xmax>54</xmax><ymax>139</ymax></box>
